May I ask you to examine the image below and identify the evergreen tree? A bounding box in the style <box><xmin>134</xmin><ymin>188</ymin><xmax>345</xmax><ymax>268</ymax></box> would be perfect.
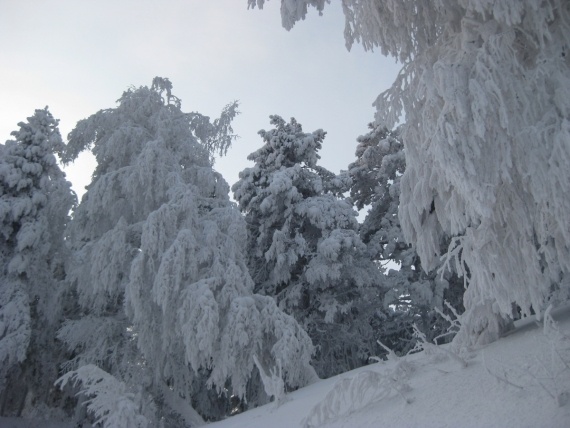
<box><xmin>58</xmin><ymin>79</ymin><xmax>315</xmax><ymax>426</ymax></box>
<box><xmin>233</xmin><ymin>115</ymin><xmax>381</xmax><ymax>377</ymax></box>
<box><xmin>348</xmin><ymin>123</ymin><xmax>464</xmax><ymax>354</ymax></box>
<box><xmin>0</xmin><ymin>108</ymin><xmax>75</xmax><ymax>417</ymax></box>
<box><xmin>250</xmin><ymin>0</ymin><xmax>570</xmax><ymax>346</ymax></box>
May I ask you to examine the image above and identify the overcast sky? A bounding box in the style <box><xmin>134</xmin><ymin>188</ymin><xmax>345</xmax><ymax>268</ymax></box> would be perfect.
<box><xmin>0</xmin><ymin>0</ymin><xmax>400</xmax><ymax>199</ymax></box>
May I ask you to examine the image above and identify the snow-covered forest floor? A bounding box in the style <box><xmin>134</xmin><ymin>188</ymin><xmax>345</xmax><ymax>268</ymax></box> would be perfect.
<box><xmin>209</xmin><ymin>305</ymin><xmax>570</xmax><ymax>428</ymax></box>
<box><xmin>2</xmin><ymin>305</ymin><xmax>569</xmax><ymax>427</ymax></box>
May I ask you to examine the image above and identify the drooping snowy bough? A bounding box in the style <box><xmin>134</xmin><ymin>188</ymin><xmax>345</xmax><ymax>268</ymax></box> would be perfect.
<box><xmin>251</xmin><ymin>0</ymin><xmax>570</xmax><ymax>345</ymax></box>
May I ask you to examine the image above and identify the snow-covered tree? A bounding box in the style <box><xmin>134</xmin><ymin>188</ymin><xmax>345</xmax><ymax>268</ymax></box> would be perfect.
<box><xmin>251</xmin><ymin>0</ymin><xmax>570</xmax><ymax>345</ymax></box>
<box><xmin>0</xmin><ymin>108</ymin><xmax>75</xmax><ymax>416</ymax></box>
<box><xmin>58</xmin><ymin>79</ymin><xmax>315</xmax><ymax>425</ymax></box>
<box><xmin>247</xmin><ymin>0</ymin><xmax>328</xmax><ymax>30</ymax></box>
<box><xmin>233</xmin><ymin>115</ymin><xmax>381</xmax><ymax>377</ymax></box>
<box><xmin>349</xmin><ymin>125</ymin><xmax>406</xmax><ymax>267</ymax></box>
<box><xmin>348</xmin><ymin>123</ymin><xmax>464</xmax><ymax>354</ymax></box>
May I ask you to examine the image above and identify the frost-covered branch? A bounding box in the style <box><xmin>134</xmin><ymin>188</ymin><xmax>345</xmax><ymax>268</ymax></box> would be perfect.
<box><xmin>56</xmin><ymin>365</ymin><xmax>149</xmax><ymax>428</ymax></box>
<box><xmin>433</xmin><ymin>300</ymin><xmax>463</xmax><ymax>343</ymax></box>
<box><xmin>253</xmin><ymin>355</ymin><xmax>286</xmax><ymax>407</ymax></box>
<box><xmin>409</xmin><ymin>324</ymin><xmax>467</xmax><ymax>368</ymax></box>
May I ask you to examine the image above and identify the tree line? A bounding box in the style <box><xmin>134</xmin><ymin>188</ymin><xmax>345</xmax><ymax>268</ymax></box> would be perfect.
<box><xmin>2</xmin><ymin>0</ymin><xmax>569</xmax><ymax>425</ymax></box>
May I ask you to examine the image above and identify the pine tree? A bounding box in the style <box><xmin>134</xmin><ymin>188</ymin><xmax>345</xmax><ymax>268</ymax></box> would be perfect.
<box><xmin>348</xmin><ymin>123</ymin><xmax>464</xmax><ymax>354</ymax></box>
<box><xmin>0</xmin><ymin>108</ymin><xmax>75</xmax><ymax>417</ymax></box>
<box><xmin>233</xmin><ymin>115</ymin><xmax>381</xmax><ymax>377</ymax></box>
<box><xmin>58</xmin><ymin>79</ymin><xmax>315</xmax><ymax>426</ymax></box>
<box><xmin>251</xmin><ymin>0</ymin><xmax>570</xmax><ymax>346</ymax></box>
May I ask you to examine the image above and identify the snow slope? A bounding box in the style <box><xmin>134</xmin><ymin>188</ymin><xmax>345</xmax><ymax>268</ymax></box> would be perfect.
<box><xmin>210</xmin><ymin>306</ymin><xmax>570</xmax><ymax>428</ymax></box>
<box><xmin>1</xmin><ymin>306</ymin><xmax>569</xmax><ymax>428</ymax></box>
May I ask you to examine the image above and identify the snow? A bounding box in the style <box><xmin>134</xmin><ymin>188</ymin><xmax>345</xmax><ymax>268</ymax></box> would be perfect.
<box><xmin>208</xmin><ymin>305</ymin><xmax>570</xmax><ymax>428</ymax></box>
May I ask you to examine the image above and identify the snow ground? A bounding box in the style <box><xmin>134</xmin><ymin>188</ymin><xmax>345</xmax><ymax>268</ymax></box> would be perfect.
<box><xmin>2</xmin><ymin>306</ymin><xmax>569</xmax><ymax>428</ymax></box>
<box><xmin>211</xmin><ymin>306</ymin><xmax>570</xmax><ymax>428</ymax></box>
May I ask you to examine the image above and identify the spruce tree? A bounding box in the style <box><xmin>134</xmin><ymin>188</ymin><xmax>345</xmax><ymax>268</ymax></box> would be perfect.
<box><xmin>233</xmin><ymin>115</ymin><xmax>381</xmax><ymax>377</ymax></box>
<box><xmin>0</xmin><ymin>108</ymin><xmax>75</xmax><ymax>417</ymax></box>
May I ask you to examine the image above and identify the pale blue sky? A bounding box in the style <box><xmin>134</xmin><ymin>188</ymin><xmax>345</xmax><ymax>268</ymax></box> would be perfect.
<box><xmin>0</xmin><ymin>0</ymin><xmax>399</xmax><ymax>198</ymax></box>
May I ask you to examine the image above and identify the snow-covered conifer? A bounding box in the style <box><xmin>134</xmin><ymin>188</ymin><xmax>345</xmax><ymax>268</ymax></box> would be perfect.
<box><xmin>253</xmin><ymin>0</ymin><xmax>570</xmax><ymax>345</ymax></box>
<box><xmin>59</xmin><ymin>79</ymin><xmax>314</xmax><ymax>425</ymax></box>
<box><xmin>0</xmin><ymin>108</ymin><xmax>75</xmax><ymax>416</ymax></box>
<box><xmin>233</xmin><ymin>115</ymin><xmax>381</xmax><ymax>377</ymax></box>
<box><xmin>348</xmin><ymin>123</ymin><xmax>464</xmax><ymax>353</ymax></box>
